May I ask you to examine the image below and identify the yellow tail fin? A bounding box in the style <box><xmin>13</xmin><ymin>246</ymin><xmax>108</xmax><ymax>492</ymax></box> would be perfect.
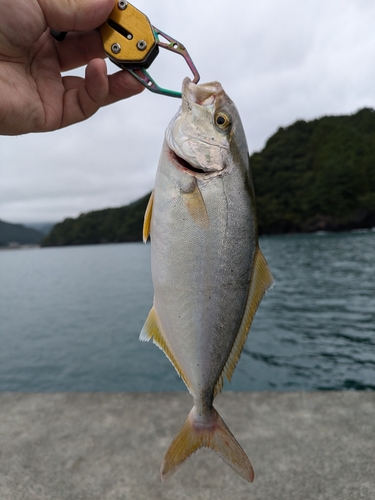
<box><xmin>161</xmin><ymin>406</ymin><xmax>254</xmax><ymax>483</ymax></box>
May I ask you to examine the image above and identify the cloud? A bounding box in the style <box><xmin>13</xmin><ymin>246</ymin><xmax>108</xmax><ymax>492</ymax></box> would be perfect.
<box><xmin>1</xmin><ymin>0</ymin><xmax>375</xmax><ymax>223</ymax></box>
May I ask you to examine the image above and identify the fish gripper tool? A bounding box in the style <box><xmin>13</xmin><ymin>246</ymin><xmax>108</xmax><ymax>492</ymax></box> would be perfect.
<box><xmin>51</xmin><ymin>0</ymin><xmax>200</xmax><ymax>98</ymax></box>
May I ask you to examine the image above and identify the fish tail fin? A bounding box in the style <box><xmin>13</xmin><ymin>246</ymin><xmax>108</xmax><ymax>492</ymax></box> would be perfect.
<box><xmin>161</xmin><ymin>405</ymin><xmax>254</xmax><ymax>483</ymax></box>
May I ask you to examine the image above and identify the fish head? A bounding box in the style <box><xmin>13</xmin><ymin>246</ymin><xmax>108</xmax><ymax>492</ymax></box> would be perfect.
<box><xmin>166</xmin><ymin>78</ymin><xmax>248</xmax><ymax>177</ymax></box>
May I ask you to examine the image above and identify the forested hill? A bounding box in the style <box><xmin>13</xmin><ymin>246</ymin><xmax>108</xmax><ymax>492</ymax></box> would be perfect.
<box><xmin>41</xmin><ymin>194</ymin><xmax>150</xmax><ymax>246</ymax></box>
<box><xmin>0</xmin><ymin>220</ymin><xmax>43</xmax><ymax>247</ymax></box>
<box><xmin>252</xmin><ymin>107</ymin><xmax>375</xmax><ymax>233</ymax></box>
<box><xmin>42</xmin><ymin>108</ymin><xmax>375</xmax><ymax>246</ymax></box>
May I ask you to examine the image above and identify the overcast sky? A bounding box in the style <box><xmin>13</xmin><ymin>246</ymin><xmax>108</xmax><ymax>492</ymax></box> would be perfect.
<box><xmin>1</xmin><ymin>0</ymin><xmax>375</xmax><ymax>224</ymax></box>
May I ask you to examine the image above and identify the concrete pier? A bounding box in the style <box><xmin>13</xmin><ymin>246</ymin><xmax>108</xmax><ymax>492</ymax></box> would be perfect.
<box><xmin>0</xmin><ymin>392</ymin><xmax>374</xmax><ymax>499</ymax></box>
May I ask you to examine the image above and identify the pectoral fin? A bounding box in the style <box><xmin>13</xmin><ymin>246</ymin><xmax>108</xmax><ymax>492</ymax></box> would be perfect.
<box><xmin>181</xmin><ymin>179</ymin><xmax>209</xmax><ymax>229</ymax></box>
<box><xmin>143</xmin><ymin>191</ymin><xmax>154</xmax><ymax>243</ymax></box>
<box><xmin>215</xmin><ymin>247</ymin><xmax>274</xmax><ymax>395</ymax></box>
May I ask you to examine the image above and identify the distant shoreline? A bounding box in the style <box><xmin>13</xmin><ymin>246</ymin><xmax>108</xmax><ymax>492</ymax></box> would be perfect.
<box><xmin>1</xmin><ymin>226</ymin><xmax>374</xmax><ymax>250</ymax></box>
<box><xmin>0</xmin><ymin>243</ymin><xmax>40</xmax><ymax>250</ymax></box>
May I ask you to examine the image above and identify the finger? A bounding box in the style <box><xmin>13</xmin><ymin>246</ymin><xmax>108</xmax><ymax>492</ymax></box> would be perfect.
<box><xmin>60</xmin><ymin>60</ymin><xmax>144</xmax><ymax>129</ymax></box>
<box><xmin>60</xmin><ymin>58</ymin><xmax>109</xmax><ymax>128</ymax></box>
<box><xmin>38</xmin><ymin>0</ymin><xmax>114</xmax><ymax>32</ymax></box>
<box><xmin>62</xmin><ymin>67</ymin><xmax>145</xmax><ymax>102</ymax></box>
<box><xmin>105</xmin><ymin>69</ymin><xmax>145</xmax><ymax>106</ymax></box>
<box><xmin>55</xmin><ymin>30</ymin><xmax>106</xmax><ymax>72</ymax></box>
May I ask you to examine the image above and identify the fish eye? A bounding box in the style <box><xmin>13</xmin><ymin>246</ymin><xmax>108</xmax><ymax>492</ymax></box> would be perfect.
<box><xmin>215</xmin><ymin>112</ymin><xmax>231</xmax><ymax>130</ymax></box>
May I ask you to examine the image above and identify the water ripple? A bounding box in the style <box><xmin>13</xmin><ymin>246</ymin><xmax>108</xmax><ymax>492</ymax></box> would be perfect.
<box><xmin>0</xmin><ymin>232</ymin><xmax>374</xmax><ymax>391</ymax></box>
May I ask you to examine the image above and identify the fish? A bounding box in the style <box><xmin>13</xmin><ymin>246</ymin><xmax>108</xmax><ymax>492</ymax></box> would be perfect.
<box><xmin>141</xmin><ymin>77</ymin><xmax>274</xmax><ymax>482</ymax></box>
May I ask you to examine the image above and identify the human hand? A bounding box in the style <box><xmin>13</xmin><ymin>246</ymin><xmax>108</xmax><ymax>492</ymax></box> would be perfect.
<box><xmin>0</xmin><ymin>0</ymin><xmax>144</xmax><ymax>135</ymax></box>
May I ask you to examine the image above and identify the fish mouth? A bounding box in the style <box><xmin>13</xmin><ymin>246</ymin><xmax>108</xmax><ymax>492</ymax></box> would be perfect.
<box><xmin>182</xmin><ymin>77</ymin><xmax>223</xmax><ymax>106</ymax></box>
<box><xmin>168</xmin><ymin>148</ymin><xmax>206</xmax><ymax>175</ymax></box>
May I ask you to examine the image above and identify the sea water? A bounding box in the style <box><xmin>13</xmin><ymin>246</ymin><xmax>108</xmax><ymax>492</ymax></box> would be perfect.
<box><xmin>0</xmin><ymin>231</ymin><xmax>374</xmax><ymax>392</ymax></box>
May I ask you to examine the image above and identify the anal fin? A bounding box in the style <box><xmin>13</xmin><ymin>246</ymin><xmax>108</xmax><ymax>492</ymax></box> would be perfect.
<box><xmin>140</xmin><ymin>306</ymin><xmax>191</xmax><ymax>390</ymax></box>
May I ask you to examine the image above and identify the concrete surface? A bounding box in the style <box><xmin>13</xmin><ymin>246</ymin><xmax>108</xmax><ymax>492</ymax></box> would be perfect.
<box><xmin>0</xmin><ymin>392</ymin><xmax>374</xmax><ymax>499</ymax></box>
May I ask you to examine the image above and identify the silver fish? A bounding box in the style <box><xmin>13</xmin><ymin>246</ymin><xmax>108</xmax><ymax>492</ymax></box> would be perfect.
<box><xmin>141</xmin><ymin>78</ymin><xmax>273</xmax><ymax>482</ymax></box>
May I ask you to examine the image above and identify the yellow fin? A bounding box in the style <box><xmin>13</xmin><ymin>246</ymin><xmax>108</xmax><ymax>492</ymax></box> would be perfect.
<box><xmin>181</xmin><ymin>179</ymin><xmax>209</xmax><ymax>229</ymax></box>
<box><xmin>214</xmin><ymin>247</ymin><xmax>274</xmax><ymax>396</ymax></box>
<box><xmin>140</xmin><ymin>306</ymin><xmax>191</xmax><ymax>390</ymax></box>
<box><xmin>161</xmin><ymin>405</ymin><xmax>254</xmax><ymax>483</ymax></box>
<box><xmin>142</xmin><ymin>191</ymin><xmax>154</xmax><ymax>243</ymax></box>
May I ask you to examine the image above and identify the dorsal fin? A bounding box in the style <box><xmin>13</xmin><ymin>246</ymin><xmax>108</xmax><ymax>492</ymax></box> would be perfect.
<box><xmin>143</xmin><ymin>191</ymin><xmax>154</xmax><ymax>243</ymax></box>
<box><xmin>214</xmin><ymin>248</ymin><xmax>274</xmax><ymax>396</ymax></box>
<box><xmin>140</xmin><ymin>305</ymin><xmax>192</xmax><ymax>391</ymax></box>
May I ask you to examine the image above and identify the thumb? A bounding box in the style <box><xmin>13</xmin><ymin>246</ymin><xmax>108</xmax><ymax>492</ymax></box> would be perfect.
<box><xmin>38</xmin><ymin>0</ymin><xmax>115</xmax><ymax>32</ymax></box>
